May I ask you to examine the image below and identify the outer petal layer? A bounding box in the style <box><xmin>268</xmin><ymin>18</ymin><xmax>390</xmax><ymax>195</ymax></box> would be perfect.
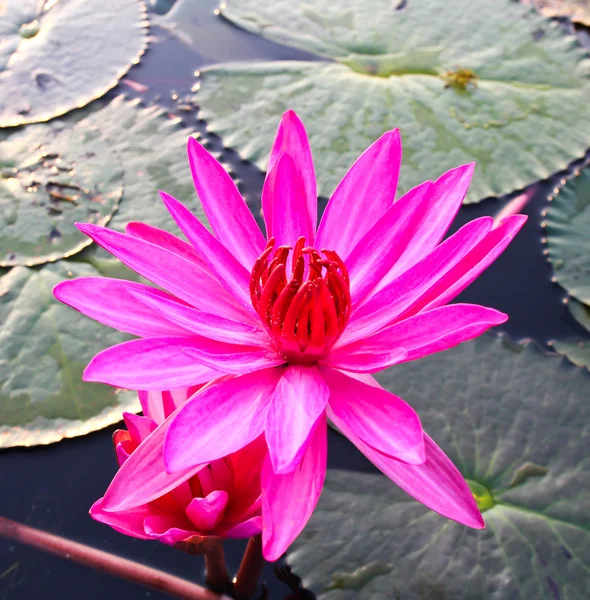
<box><xmin>125</xmin><ymin>222</ymin><xmax>205</xmax><ymax>266</ymax></box>
<box><xmin>321</xmin><ymin>367</ymin><xmax>425</xmax><ymax>464</ymax></box>
<box><xmin>130</xmin><ymin>287</ymin><xmax>267</xmax><ymax>346</ymax></box>
<box><xmin>160</xmin><ymin>192</ymin><xmax>255</xmax><ymax>315</ymax></box>
<box><xmin>342</xmin><ymin>217</ymin><xmax>494</xmax><ymax>344</ymax></box>
<box><xmin>329</xmin><ymin>405</ymin><xmax>484</xmax><ymax>529</ymax></box>
<box><xmin>187</xmin><ymin>137</ymin><xmax>265</xmax><ymax>270</ymax></box>
<box><xmin>54</xmin><ymin>278</ymin><xmax>191</xmax><ymax>338</ymax></box>
<box><xmin>165</xmin><ymin>369</ymin><xmax>282</xmax><ymax>472</ymax></box>
<box><xmin>316</xmin><ymin>129</ymin><xmax>401</xmax><ymax>259</ymax></box>
<box><xmin>345</xmin><ymin>163</ymin><xmax>474</xmax><ymax>305</ymax></box>
<box><xmin>262</xmin><ymin>414</ymin><xmax>327</xmax><ymax>561</ymax></box>
<box><xmin>270</xmin><ymin>153</ymin><xmax>315</xmax><ymax>248</ymax></box>
<box><xmin>83</xmin><ymin>337</ymin><xmax>227</xmax><ymax>390</ymax></box>
<box><xmin>76</xmin><ymin>223</ymin><xmax>244</xmax><ymax>321</ymax></box>
<box><xmin>265</xmin><ymin>366</ymin><xmax>329</xmax><ymax>474</ymax></box>
<box><xmin>330</xmin><ymin>304</ymin><xmax>507</xmax><ymax>366</ymax></box>
<box><xmin>263</xmin><ymin>110</ymin><xmax>317</xmax><ymax>240</ymax></box>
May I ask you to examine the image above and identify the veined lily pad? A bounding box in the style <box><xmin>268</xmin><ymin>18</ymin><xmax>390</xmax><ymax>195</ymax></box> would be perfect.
<box><xmin>196</xmin><ymin>0</ymin><xmax>590</xmax><ymax>202</ymax></box>
<box><xmin>75</xmin><ymin>96</ymin><xmax>207</xmax><ymax>233</ymax></box>
<box><xmin>0</xmin><ymin>261</ymin><xmax>138</xmax><ymax>448</ymax></box>
<box><xmin>0</xmin><ymin>121</ymin><xmax>123</xmax><ymax>267</ymax></box>
<box><xmin>288</xmin><ymin>335</ymin><xmax>590</xmax><ymax>599</ymax></box>
<box><xmin>524</xmin><ymin>0</ymin><xmax>590</xmax><ymax>27</ymax></box>
<box><xmin>0</xmin><ymin>0</ymin><xmax>148</xmax><ymax>127</ymax></box>
<box><xmin>544</xmin><ymin>165</ymin><xmax>590</xmax><ymax>306</ymax></box>
<box><xmin>551</xmin><ymin>297</ymin><xmax>590</xmax><ymax>368</ymax></box>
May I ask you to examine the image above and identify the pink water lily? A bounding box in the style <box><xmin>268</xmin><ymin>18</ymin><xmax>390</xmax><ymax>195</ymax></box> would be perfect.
<box><xmin>54</xmin><ymin>110</ymin><xmax>526</xmax><ymax>561</ymax></box>
<box><xmin>91</xmin><ymin>385</ymin><xmax>265</xmax><ymax>547</ymax></box>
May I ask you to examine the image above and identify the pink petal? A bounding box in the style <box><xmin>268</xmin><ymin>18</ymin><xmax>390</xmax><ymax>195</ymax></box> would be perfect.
<box><xmin>54</xmin><ymin>277</ymin><xmax>192</xmax><ymax>338</ymax></box>
<box><xmin>165</xmin><ymin>369</ymin><xmax>281</xmax><ymax>472</ymax></box>
<box><xmin>270</xmin><ymin>153</ymin><xmax>315</xmax><ymax>247</ymax></box>
<box><xmin>101</xmin><ymin>406</ymin><xmax>208</xmax><ymax>511</ymax></box>
<box><xmin>315</xmin><ymin>129</ymin><xmax>401</xmax><ymax>259</ymax></box>
<box><xmin>412</xmin><ymin>215</ymin><xmax>528</xmax><ymax>315</ymax></box>
<box><xmin>329</xmin><ymin>408</ymin><xmax>484</xmax><ymax>528</ymax></box>
<box><xmin>321</xmin><ymin>346</ymin><xmax>408</xmax><ymax>373</ymax></box>
<box><xmin>160</xmin><ymin>192</ymin><xmax>256</xmax><ymax>315</ymax></box>
<box><xmin>265</xmin><ymin>365</ymin><xmax>329</xmax><ymax>475</ymax></box>
<box><xmin>342</xmin><ymin>217</ymin><xmax>494</xmax><ymax>345</ymax></box>
<box><xmin>182</xmin><ymin>343</ymin><xmax>284</xmax><ymax>375</ymax></box>
<box><xmin>262</xmin><ymin>414</ymin><xmax>327</xmax><ymax>561</ymax></box>
<box><xmin>125</xmin><ymin>221</ymin><xmax>206</xmax><ymax>267</ymax></box>
<box><xmin>187</xmin><ymin>137</ymin><xmax>265</xmax><ymax>269</ymax></box>
<box><xmin>330</xmin><ymin>304</ymin><xmax>507</xmax><ymax>367</ymax></box>
<box><xmin>138</xmin><ymin>388</ymin><xmax>202</xmax><ymax>425</ymax></box>
<box><xmin>263</xmin><ymin>110</ymin><xmax>317</xmax><ymax>240</ymax></box>
<box><xmin>130</xmin><ymin>287</ymin><xmax>268</xmax><ymax>346</ymax></box>
<box><xmin>143</xmin><ymin>517</ymin><xmax>196</xmax><ymax>545</ymax></box>
<box><xmin>185</xmin><ymin>490</ymin><xmax>229</xmax><ymax>532</ymax></box>
<box><xmin>222</xmin><ymin>516</ymin><xmax>263</xmax><ymax>539</ymax></box>
<box><xmin>83</xmin><ymin>337</ymin><xmax>225</xmax><ymax>390</ymax></box>
<box><xmin>76</xmin><ymin>223</ymin><xmax>247</xmax><ymax>322</ymax></box>
<box><xmin>321</xmin><ymin>367</ymin><xmax>425</xmax><ymax>464</ymax></box>
<box><xmin>122</xmin><ymin>411</ymin><xmax>156</xmax><ymax>444</ymax></box>
<box><xmin>90</xmin><ymin>498</ymin><xmax>152</xmax><ymax>540</ymax></box>
<box><xmin>346</xmin><ymin>163</ymin><xmax>474</xmax><ymax>305</ymax></box>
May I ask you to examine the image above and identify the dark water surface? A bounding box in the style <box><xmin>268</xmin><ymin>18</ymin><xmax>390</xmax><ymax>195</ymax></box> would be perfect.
<box><xmin>1</xmin><ymin>1</ymin><xmax>587</xmax><ymax>599</ymax></box>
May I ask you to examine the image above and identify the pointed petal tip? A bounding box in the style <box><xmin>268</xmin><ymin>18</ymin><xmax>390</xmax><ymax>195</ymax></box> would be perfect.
<box><xmin>282</xmin><ymin>108</ymin><xmax>300</xmax><ymax>122</ymax></box>
<box><xmin>494</xmin><ymin>214</ymin><xmax>529</xmax><ymax>230</ymax></box>
<box><xmin>75</xmin><ymin>222</ymin><xmax>98</xmax><ymax>236</ymax></box>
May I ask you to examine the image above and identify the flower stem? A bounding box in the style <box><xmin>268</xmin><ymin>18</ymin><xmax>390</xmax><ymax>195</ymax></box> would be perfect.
<box><xmin>233</xmin><ymin>535</ymin><xmax>264</xmax><ymax>600</ymax></box>
<box><xmin>0</xmin><ymin>517</ymin><xmax>221</xmax><ymax>600</ymax></box>
<box><xmin>204</xmin><ymin>543</ymin><xmax>232</xmax><ymax>594</ymax></box>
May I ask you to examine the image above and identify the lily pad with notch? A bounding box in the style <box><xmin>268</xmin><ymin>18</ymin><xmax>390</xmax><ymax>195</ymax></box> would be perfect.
<box><xmin>0</xmin><ymin>261</ymin><xmax>139</xmax><ymax>448</ymax></box>
<box><xmin>551</xmin><ymin>297</ymin><xmax>590</xmax><ymax>368</ymax></box>
<box><xmin>75</xmin><ymin>96</ymin><xmax>207</xmax><ymax>234</ymax></box>
<box><xmin>288</xmin><ymin>334</ymin><xmax>590</xmax><ymax>599</ymax></box>
<box><xmin>0</xmin><ymin>120</ymin><xmax>124</xmax><ymax>267</ymax></box>
<box><xmin>0</xmin><ymin>0</ymin><xmax>148</xmax><ymax>127</ymax></box>
<box><xmin>544</xmin><ymin>164</ymin><xmax>590</xmax><ymax>307</ymax></box>
<box><xmin>196</xmin><ymin>0</ymin><xmax>590</xmax><ymax>203</ymax></box>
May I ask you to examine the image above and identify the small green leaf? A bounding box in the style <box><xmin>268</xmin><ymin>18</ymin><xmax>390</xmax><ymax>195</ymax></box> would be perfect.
<box><xmin>196</xmin><ymin>0</ymin><xmax>590</xmax><ymax>203</ymax></box>
<box><xmin>545</xmin><ymin>166</ymin><xmax>590</xmax><ymax>306</ymax></box>
<box><xmin>0</xmin><ymin>0</ymin><xmax>148</xmax><ymax>127</ymax></box>
<box><xmin>0</xmin><ymin>261</ymin><xmax>138</xmax><ymax>448</ymax></box>
<box><xmin>0</xmin><ymin>120</ymin><xmax>123</xmax><ymax>267</ymax></box>
<box><xmin>288</xmin><ymin>335</ymin><xmax>590</xmax><ymax>598</ymax></box>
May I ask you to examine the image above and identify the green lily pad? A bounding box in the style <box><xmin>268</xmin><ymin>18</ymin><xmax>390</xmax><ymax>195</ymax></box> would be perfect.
<box><xmin>288</xmin><ymin>335</ymin><xmax>590</xmax><ymax>598</ymax></box>
<box><xmin>551</xmin><ymin>297</ymin><xmax>590</xmax><ymax>368</ymax></box>
<box><xmin>0</xmin><ymin>261</ymin><xmax>139</xmax><ymax>448</ymax></box>
<box><xmin>75</xmin><ymin>96</ymin><xmax>206</xmax><ymax>233</ymax></box>
<box><xmin>545</xmin><ymin>165</ymin><xmax>590</xmax><ymax>306</ymax></box>
<box><xmin>196</xmin><ymin>0</ymin><xmax>590</xmax><ymax>202</ymax></box>
<box><xmin>0</xmin><ymin>0</ymin><xmax>148</xmax><ymax>127</ymax></box>
<box><xmin>524</xmin><ymin>0</ymin><xmax>590</xmax><ymax>27</ymax></box>
<box><xmin>0</xmin><ymin>120</ymin><xmax>123</xmax><ymax>267</ymax></box>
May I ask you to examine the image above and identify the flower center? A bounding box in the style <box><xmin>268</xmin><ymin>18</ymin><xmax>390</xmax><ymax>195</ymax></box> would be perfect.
<box><xmin>250</xmin><ymin>237</ymin><xmax>351</xmax><ymax>364</ymax></box>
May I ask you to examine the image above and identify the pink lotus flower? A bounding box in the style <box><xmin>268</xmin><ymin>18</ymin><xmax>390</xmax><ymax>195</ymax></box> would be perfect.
<box><xmin>90</xmin><ymin>385</ymin><xmax>265</xmax><ymax>547</ymax></box>
<box><xmin>54</xmin><ymin>111</ymin><xmax>526</xmax><ymax>561</ymax></box>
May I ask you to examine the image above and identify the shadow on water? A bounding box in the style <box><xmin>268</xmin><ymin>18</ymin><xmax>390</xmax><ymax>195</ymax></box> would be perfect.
<box><xmin>1</xmin><ymin>1</ymin><xmax>589</xmax><ymax>598</ymax></box>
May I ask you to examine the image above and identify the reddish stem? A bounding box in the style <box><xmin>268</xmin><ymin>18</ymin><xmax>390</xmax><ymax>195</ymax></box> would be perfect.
<box><xmin>233</xmin><ymin>535</ymin><xmax>264</xmax><ymax>600</ymax></box>
<box><xmin>204</xmin><ymin>543</ymin><xmax>232</xmax><ymax>593</ymax></box>
<box><xmin>0</xmin><ymin>516</ymin><xmax>221</xmax><ymax>600</ymax></box>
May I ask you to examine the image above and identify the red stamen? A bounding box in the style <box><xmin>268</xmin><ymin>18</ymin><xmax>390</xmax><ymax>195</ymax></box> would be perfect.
<box><xmin>249</xmin><ymin>238</ymin><xmax>350</xmax><ymax>362</ymax></box>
